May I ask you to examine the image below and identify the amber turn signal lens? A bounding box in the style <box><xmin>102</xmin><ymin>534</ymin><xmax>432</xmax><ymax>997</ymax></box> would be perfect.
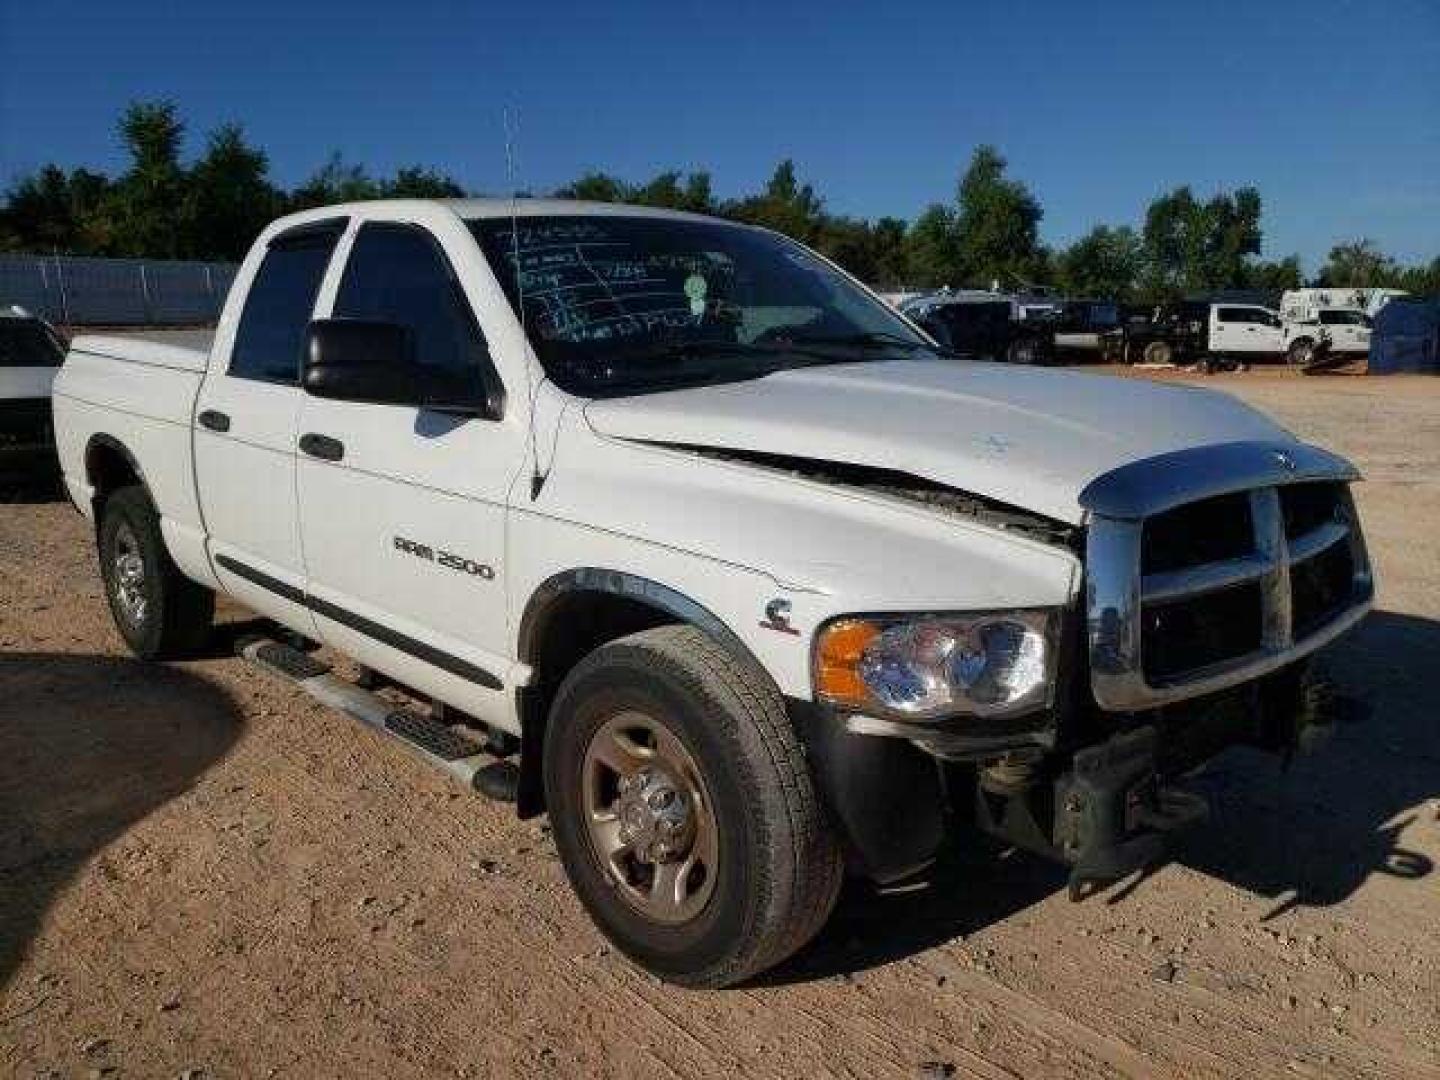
<box><xmin>814</xmin><ymin>619</ymin><xmax>879</xmax><ymax>704</ymax></box>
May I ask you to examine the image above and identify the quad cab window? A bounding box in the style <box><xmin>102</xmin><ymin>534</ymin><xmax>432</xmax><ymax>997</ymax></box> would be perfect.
<box><xmin>335</xmin><ymin>222</ymin><xmax>492</xmax><ymax>379</ymax></box>
<box><xmin>229</xmin><ymin>223</ymin><xmax>343</xmax><ymax>384</ymax></box>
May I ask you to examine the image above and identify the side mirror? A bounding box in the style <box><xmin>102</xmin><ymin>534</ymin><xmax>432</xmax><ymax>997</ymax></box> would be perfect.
<box><xmin>302</xmin><ymin>319</ymin><xmax>498</xmax><ymax>417</ymax></box>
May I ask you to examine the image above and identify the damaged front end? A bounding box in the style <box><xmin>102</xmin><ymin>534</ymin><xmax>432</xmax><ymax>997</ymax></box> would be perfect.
<box><xmin>783</xmin><ymin>440</ymin><xmax>1373</xmax><ymax>894</ymax></box>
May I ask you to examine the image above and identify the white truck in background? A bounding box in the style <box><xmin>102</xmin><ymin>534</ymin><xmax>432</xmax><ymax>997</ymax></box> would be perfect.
<box><xmin>51</xmin><ymin>199</ymin><xmax>1374</xmax><ymax>987</ymax></box>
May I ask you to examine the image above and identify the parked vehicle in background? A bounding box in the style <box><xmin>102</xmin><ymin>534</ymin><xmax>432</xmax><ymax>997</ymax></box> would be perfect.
<box><xmin>1281</xmin><ymin>287</ymin><xmax>1407</xmax><ymax>322</ymax></box>
<box><xmin>1053</xmin><ymin>300</ymin><xmax>1120</xmax><ymax>359</ymax></box>
<box><xmin>52</xmin><ymin>198</ymin><xmax>1374</xmax><ymax>988</ymax></box>
<box><xmin>1103</xmin><ymin>301</ymin><xmax>1207</xmax><ymax>366</ymax></box>
<box><xmin>1369</xmin><ymin>297</ymin><xmax>1440</xmax><ymax>374</ymax></box>
<box><xmin>1209</xmin><ymin>303</ymin><xmax>1286</xmax><ymax>357</ymax></box>
<box><xmin>1283</xmin><ymin>308</ymin><xmax>1372</xmax><ymax>366</ymax></box>
<box><xmin>900</xmin><ymin>290</ymin><xmax>1056</xmax><ymax>363</ymax></box>
<box><xmin>1106</xmin><ymin>302</ymin><xmax>1288</xmax><ymax>366</ymax></box>
<box><xmin>0</xmin><ymin>306</ymin><xmax>65</xmax><ymax>482</ymax></box>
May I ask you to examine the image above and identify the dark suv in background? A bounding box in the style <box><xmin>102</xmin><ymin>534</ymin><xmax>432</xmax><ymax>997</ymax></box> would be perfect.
<box><xmin>0</xmin><ymin>307</ymin><xmax>66</xmax><ymax>485</ymax></box>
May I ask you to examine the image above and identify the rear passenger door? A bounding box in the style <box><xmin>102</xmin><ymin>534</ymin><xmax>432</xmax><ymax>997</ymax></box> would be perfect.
<box><xmin>296</xmin><ymin>218</ymin><xmax>523</xmax><ymax>725</ymax></box>
<box><xmin>1216</xmin><ymin>307</ymin><xmax>1283</xmax><ymax>354</ymax></box>
<box><xmin>195</xmin><ymin>218</ymin><xmax>344</xmax><ymax>630</ymax></box>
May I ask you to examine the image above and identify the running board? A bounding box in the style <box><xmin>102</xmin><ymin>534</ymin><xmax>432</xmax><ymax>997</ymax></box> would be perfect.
<box><xmin>241</xmin><ymin>638</ymin><xmax>518</xmax><ymax>801</ymax></box>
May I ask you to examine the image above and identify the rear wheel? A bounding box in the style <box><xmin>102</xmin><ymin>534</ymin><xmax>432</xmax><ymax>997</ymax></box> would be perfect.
<box><xmin>1006</xmin><ymin>337</ymin><xmax>1038</xmax><ymax>364</ymax></box>
<box><xmin>98</xmin><ymin>486</ymin><xmax>214</xmax><ymax>659</ymax></box>
<box><xmin>1143</xmin><ymin>340</ymin><xmax>1174</xmax><ymax>365</ymax></box>
<box><xmin>543</xmin><ymin>625</ymin><xmax>842</xmax><ymax>988</ymax></box>
<box><xmin>1287</xmin><ymin>339</ymin><xmax>1314</xmax><ymax>366</ymax></box>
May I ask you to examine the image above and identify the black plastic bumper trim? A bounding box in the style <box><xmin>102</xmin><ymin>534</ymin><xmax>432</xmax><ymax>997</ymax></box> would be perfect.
<box><xmin>214</xmin><ymin>552</ymin><xmax>502</xmax><ymax>690</ymax></box>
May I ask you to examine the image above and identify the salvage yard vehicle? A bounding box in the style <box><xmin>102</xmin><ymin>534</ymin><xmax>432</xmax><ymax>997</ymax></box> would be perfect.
<box><xmin>0</xmin><ymin>305</ymin><xmax>65</xmax><ymax>482</ymax></box>
<box><xmin>1110</xmin><ymin>302</ymin><xmax>1292</xmax><ymax>366</ymax></box>
<box><xmin>1053</xmin><ymin>299</ymin><xmax>1120</xmax><ymax>360</ymax></box>
<box><xmin>1282</xmin><ymin>308</ymin><xmax>1372</xmax><ymax>366</ymax></box>
<box><xmin>899</xmin><ymin>290</ymin><xmax>1055</xmax><ymax>364</ymax></box>
<box><xmin>51</xmin><ymin>199</ymin><xmax>1374</xmax><ymax>988</ymax></box>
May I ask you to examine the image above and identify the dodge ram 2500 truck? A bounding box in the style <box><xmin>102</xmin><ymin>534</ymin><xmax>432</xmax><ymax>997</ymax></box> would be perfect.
<box><xmin>52</xmin><ymin>199</ymin><xmax>1374</xmax><ymax>988</ymax></box>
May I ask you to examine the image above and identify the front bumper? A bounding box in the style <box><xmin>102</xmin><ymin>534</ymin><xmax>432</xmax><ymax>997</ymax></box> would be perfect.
<box><xmin>793</xmin><ymin>650</ymin><xmax>1342</xmax><ymax>887</ymax></box>
<box><xmin>0</xmin><ymin>397</ymin><xmax>58</xmax><ymax>479</ymax></box>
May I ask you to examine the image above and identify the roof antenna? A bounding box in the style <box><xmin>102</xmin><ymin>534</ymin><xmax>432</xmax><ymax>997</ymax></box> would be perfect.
<box><xmin>504</xmin><ymin>105</ymin><xmax>546</xmax><ymax>501</ymax></box>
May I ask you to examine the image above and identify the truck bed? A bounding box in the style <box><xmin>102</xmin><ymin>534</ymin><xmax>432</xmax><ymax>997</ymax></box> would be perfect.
<box><xmin>51</xmin><ymin>333</ymin><xmax>214</xmax><ymax>587</ymax></box>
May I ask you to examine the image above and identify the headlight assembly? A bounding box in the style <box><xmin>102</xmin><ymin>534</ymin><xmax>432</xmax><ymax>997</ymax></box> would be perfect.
<box><xmin>813</xmin><ymin>611</ymin><xmax>1059</xmax><ymax>720</ymax></box>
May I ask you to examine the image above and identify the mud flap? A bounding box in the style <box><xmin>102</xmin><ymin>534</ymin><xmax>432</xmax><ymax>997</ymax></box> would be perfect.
<box><xmin>1053</xmin><ymin>726</ymin><xmax>1209</xmax><ymax>900</ymax></box>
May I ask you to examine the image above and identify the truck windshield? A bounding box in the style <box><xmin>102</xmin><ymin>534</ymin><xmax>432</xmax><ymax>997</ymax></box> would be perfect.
<box><xmin>469</xmin><ymin>215</ymin><xmax>932</xmax><ymax>396</ymax></box>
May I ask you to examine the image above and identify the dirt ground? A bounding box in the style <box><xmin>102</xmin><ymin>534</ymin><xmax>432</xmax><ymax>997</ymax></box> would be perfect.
<box><xmin>2</xmin><ymin>368</ymin><xmax>1438</xmax><ymax>1079</ymax></box>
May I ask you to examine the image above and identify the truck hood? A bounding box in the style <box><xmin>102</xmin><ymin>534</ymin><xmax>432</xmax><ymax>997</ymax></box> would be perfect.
<box><xmin>583</xmin><ymin>359</ymin><xmax>1291</xmax><ymax>525</ymax></box>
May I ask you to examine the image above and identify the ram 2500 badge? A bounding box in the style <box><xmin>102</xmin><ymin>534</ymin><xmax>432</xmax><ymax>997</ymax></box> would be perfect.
<box><xmin>51</xmin><ymin>199</ymin><xmax>1373</xmax><ymax>987</ymax></box>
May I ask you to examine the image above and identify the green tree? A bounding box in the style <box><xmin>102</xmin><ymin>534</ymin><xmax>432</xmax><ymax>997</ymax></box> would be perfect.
<box><xmin>1317</xmin><ymin>239</ymin><xmax>1399</xmax><ymax>287</ymax></box>
<box><xmin>1139</xmin><ymin>185</ymin><xmax>1264</xmax><ymax>297</ymax></box>
<box><xmin>1397</xmin><ymin>256</ymin><xmax>1440</xmax><ymax>296</ymax></box>
<box><xmin>184</xmin><ymin>123</ymin><xmax>279</xmax><ymax>260</ymax></box>
<box><xmin>954</xmin><ymin>145</ymin><xmax>1044</xmax><ymax>288</ymax></box>
<box><xmin>729</xmin><ymin>160</ymin><xmax>826</xmax><ymax>244</ymax></box>
<box><xmin>621</xmin><ymin>171</ymin><xmax>705</xmax><ymax>213</ymax></box>
<box><xmin>1245</xmin><ymin>255</ymin><xmax>1302</xmax><ymax>292</ymax></box>
<box><xmin>902</xmin><ymin>204</ymin><xmax>963</xmax><ymax>287</ymax></box>
<box><xmin>289</xmin><ymin>153</ymin><xmax>382</xmax><ymax>209</ymax></box>
<box><xmin>384</xmin><ymin>166</ymin><xmax>466</xmax><ymax>199</ymax></box>
<box><xmin>103</xmin><ymin>101</ymin><xmax>189</xmax><ymax>257</ymax></box>
<box><xmin>1056</xmin><ymin>225</ymin><xmax>1142</xmax><ymax>299</ymax></box>
<box><xmin>554</xmin><ymin>171</ymin><xmax>630</xmax><ymax>203</ymax></box>
<box><xmin>0</xmin><ymin>165</ymin><xmax>112</xmax><ymax>252</ymax></box>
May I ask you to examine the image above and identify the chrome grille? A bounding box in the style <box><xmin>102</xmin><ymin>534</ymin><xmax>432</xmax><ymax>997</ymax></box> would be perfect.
<box><xmin>1083</xmin><ymin>442</ymin><xmax>1373</xmax><ymax>712</ymax></box>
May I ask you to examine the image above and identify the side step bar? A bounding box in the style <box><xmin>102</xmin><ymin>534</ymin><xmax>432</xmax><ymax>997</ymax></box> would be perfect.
<box><xmin>241</xmin><ymin>639</ymin><xmax>518</xmax><ymax>801</ymax></box>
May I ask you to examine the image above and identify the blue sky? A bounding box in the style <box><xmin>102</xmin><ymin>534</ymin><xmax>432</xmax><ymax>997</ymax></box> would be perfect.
<box><xmin>1</xmin><ymin>0</ymin><xmax>1436</xmax><ymax>271</ymax></box>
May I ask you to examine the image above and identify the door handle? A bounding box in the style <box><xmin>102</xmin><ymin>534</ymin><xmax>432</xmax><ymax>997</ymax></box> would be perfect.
<box><xmin>198</xmin><ymin>409</ymin><xmax>231</xmax><ymax>432</ymax></box>
<box><xmin>299</xmin><ymin>433</ymin><xmax>345</xmax><ymax>461</ymax></box>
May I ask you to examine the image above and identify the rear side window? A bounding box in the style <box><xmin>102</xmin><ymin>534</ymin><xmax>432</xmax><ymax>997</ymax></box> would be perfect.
<box><xmin>1319</xmin><ymin>310</ymin><xmax>1366</xmax><ymax>326</ymax></box>
<box><xmin>229</xmin><ymin>224</ymin><xmax>342</xmax><ymax>384</ymax></box>
<box><xmin>333</xmin><ymin>222</ymin><xmax>488</xmax><ymax>377</ymax></box>
<box><xmin>1217</xmin><ymin>307</ymin><xmax>1247</xmax><ymax>323</ymax></box>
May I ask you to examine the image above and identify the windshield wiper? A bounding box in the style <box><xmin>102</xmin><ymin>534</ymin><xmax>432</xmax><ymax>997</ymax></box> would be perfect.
<box><xmin>567</xmin><ymin>338</ymin><xmax>877</xmax><ymax>395</ymax></box>
<box><xmin>767</xmin><ymin>330</ymin><xmax>960</xmax><ymax>357</ymax></box>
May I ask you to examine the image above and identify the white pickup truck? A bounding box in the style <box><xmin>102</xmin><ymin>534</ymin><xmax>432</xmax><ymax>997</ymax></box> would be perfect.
<box><xmin>52</xmin><ymin>199</ymin><xmax>1374</xmax><ymax>987</ymax></box>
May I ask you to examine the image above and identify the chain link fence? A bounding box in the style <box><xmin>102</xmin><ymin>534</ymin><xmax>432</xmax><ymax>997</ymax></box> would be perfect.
<box><xmin>0</xmin><ymin>254</ymin><xmax>238</xmax><ymax>326</ymax></box>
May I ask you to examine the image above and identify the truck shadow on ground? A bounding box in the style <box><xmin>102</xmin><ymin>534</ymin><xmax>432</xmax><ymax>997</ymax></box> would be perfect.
<box><xmin>0</xmin><ymin>652</ymin><xmax>243</xmax><ymax>987</ymax></box>
<box><xmin>764</xmin><ymin>609</ymin><xmax>1438</xmax><ymax>985</ymax></box>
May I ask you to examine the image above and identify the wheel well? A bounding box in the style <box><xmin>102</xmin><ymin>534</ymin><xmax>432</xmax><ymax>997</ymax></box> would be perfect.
<box><xmin>512</xmin><ymin>569</ymin><xmax>779</xmax><ymax>818</ymax></box>
<box><xmin>85</xmin><ymin>437</ymin><xmax>143</xmax><ymax>515</ymax></box>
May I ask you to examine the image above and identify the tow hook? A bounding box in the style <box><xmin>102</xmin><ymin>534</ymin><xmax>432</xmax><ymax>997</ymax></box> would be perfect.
<box><xmin>1053</xmin><ymin>726</ymin><xmax>1209</xmax><ymax>901</ymax></box>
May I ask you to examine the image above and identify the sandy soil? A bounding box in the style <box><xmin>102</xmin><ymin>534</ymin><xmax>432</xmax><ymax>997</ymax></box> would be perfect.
<box><xmin>2</xmin><ymin>369</ymin><xmax>1438</xmax><ymax>1079</ymax></box>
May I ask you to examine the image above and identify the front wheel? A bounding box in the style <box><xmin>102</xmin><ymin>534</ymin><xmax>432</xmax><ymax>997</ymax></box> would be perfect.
<box><xmin>543</xmin><ymin>625</ymin><xmax>842</xmax><ymax>988</ymax></box>
<box><xmin>97</xmin><ymin>485</ymin><xmax>215</xmax><ymax>659</ymax></box>
<box><xmin>1287</xmin><ymin>339</ymin><xmax>1314</xmax><ymax>366</ymax></box>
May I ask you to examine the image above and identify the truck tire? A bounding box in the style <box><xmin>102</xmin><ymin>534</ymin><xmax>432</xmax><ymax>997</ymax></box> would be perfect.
<box><xmin>97</xmin><ymin>485</ymin><xmax>215</xmax><ymax>660</ymax></box>
<box><xmin>1006</xmin><ymin>338</ymin><xmax>1037</xmax><ymax>364</ymax></box>
<box><xmin>1143</xmin><ymin>340</ymin><xmax>1173</xmax><ymax>366</ymax></box>
<box><xmin>543</xmin><ymin>624</ymin><xmax>843</xmax><ymax>988</ymax></box>
<box><xmin>1287</xmin><ymin>339</ymin><xmax>1313</xmax><ymax>366</ymax></box>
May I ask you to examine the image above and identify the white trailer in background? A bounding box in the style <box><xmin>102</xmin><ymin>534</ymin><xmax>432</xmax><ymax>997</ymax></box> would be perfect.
<box><xmin>1280</xmin><ymin>287</ymin><xmax>1407</xmax><ymax>322</ymax></box>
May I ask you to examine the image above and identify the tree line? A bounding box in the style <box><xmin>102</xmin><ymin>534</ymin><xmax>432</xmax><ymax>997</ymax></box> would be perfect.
<box><xmin>3</xmin><ymin>101</ymin><xmax>1436</xmax><ymax>301</ymax></box>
